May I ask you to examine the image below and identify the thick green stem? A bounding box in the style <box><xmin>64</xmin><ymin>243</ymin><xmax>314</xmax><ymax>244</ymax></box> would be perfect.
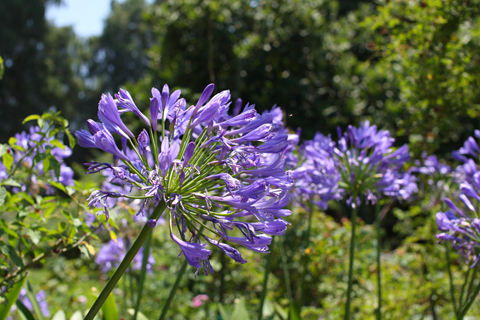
<box><xmin>344</xmin><ymin>202</ymin><xmax>358</xmax><ymax>320</ymax></box>
<box><xmin>84</xmin><ymin>201</ymin><xmax>166</xmax><ymax>320</ymax></box>
<box><xmin>133</xmin><ymin>232</ymin><xmax>153</xmax><ymax>320</ymax></box>
<box><xmin>258</xmin><ymin>236</ymin><xmax>275</xmax><ymax>320</ymax></box>
<box><xmin>445</xmin><ymin>244</ymin><xmax>458</xmax><ymax>317</ymax></box>
<box><xmin>299</xmin><ymin>202</ymin><xmax>314</xmax><ymax>306</ymax></box>
<box><xmin>375</xmin><ymin>202</ymin><xmax>382</xmax><ymax>320</ymax></box>
<box><xmin>158</xmin><ymin>259</ymin><xmax>188</xmax><ymax>320</ymax></box>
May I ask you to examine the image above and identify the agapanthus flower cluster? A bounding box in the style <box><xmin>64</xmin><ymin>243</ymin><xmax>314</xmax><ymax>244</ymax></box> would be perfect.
<box><xmin>292</xmin><ymin>133</ymin><xmax>343</xmax><ymax>209</ymax></box>
<box><xmin>436</xmin><ymin>172</ymin><xmax>480</xmax><ymax>267</ymax></box>
<box><xmin>95</xmin><ymin>238</ymin><xmax>155</xmax><ymax>273</ymax></box>
<box><xmin>436</xmin><ymin>131</ymin><xmax>480</xmax><ymax>266</ymax></box>
<box><xmin>7</xmin><ymin>288</ymin><xmax>50</xmax><ymax>319</ymax></box>
<box><xmin>411</xmin><ymin>152</ymin><xmax>455</xmax><ymax>209</ymax></box>
<box><xmin>0</xmin><ymin>126</ymin><xmax>74</xmax><ymax>193</ymax></box>
<box><xmin>76</xmin><ymin>84</ymin><xmax>291</xmax><ymax>274</ymax></box>
<box><xmin>294</xmin><ymin>121</ymin><xmax>417</xmax><ymax>208</ymax></box>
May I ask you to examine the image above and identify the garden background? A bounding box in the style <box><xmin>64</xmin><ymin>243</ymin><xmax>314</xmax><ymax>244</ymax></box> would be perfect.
<box><xmin>2</xmin><ymin>0</ymin><xmax>480</xmax><ymax>319</ymax></box>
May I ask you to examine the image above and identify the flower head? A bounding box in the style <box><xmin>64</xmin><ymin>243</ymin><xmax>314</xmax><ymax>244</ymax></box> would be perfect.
<box><xmin>77</xmin><ymin>83</ymin><xmax>291</xmax><ymax>274</ymax></box>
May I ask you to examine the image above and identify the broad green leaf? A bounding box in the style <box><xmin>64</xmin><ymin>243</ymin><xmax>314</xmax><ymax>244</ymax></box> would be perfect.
<box><xmin>126</xmin><ymin>309</ymin><xmax>149</xmax><ymax>320</ymax></box>
<box><xmin>8</xmin><ymin>137</ymin><xmax>17</xmax><ymax>146</ymax></box>
<box><xmin>2</xmin><ymin>152</ymin><xmax>13</xmax><ymax>170</ymax></box>
<box><xmin>230</xmin><ymin>299</ymin><xmax>250</xmax><ymax>320</ymax></box>
<box><xmin>101</xmin><ymin>293</ymin><xmax>118</xmax><ymax>320</ymax></box>
<box><xmin>26</xmin><ymin>230</ymin><xmax>41</xmax><ymax>245</ymax></box>
<box><xmin>217</xmin><ymin>304</ymin><xmax>229</xmax><ymax>320</ymax></box>
<box><xmin>43</xmin><ymin>157</ymin><xmax>50</xmax><ymax>173</ymax></box>
<box><xmin>25</xmin><ymin>281</ymin><xmax>45</xmax><ymax>320</ymax></box>
<box><xmin>69</xmin><ymin>311</ymin><xmax>82</xmax><ymax>320</ymax></box>
<box><xmin>1</xmin><ymin>179</ymin><xmax>21</xmax><ymax>187</ymax></box>
<box><xmin>3</xmin><ymin>245</ymin><xmax>24</xmax><ymax>266</ymax></box>
<box><xmin>0</xmin><ymin>276</ymin><xmax>26</xmax><ymax>320</ymax></box>
<box><xmin>15</xmin><ymin>300</ymin><xmax>35</xmax><ymax>320</ymax></box>
<box><xmin>288</xmin><ymin>301</ymin><xmax>301</xmax><ymax>320</ymax></box>
<box><xmin>49</xmin><ymin>181</ymin><xmax>67</xmax><ymax>193</ymax></box>
<box><xmin>52</xmin><ymin>310</ymin><xmax>66</xmax><ymax>320</ymax></box>
<box><xmin>50</xmin><ymin>139</ymin><xmax>65</xmax><ymax>150</ymax></box>
<box><xmin>0</xmin><ymin>187</ymin><xmax>6</xmax><ymax>206</ymax></box>
<box><xmin>22</xmin><ymin>115</ymin><xmax>40</xmax><ymax>124</ymax></box>
<box><xmin>0</xmin><ymin>144</ymin><xmax>8</xmax><ymax>158</ymax></box>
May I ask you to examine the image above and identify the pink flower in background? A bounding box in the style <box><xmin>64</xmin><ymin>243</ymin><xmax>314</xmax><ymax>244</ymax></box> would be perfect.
<box><xmin>192</xmin><ymin>294</ymin><xmax>209</xmax><ymax>307</ymax></box>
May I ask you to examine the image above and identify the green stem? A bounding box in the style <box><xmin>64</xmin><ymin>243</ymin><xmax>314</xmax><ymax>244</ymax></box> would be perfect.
<box><xmin>299</xmin><ymin>202</ymin><xmax>314</xmax><ymax>306</ymax></box>
<box><xmin>344</xmin><ymin>201</ymin><xmax>358</xmax><ymax>320</ymax></box>
<box><xmin>445</xmin><ymin>244</ymin><xmax>458</xmax><ymax>317</ymax></box>
<box><xmin>258</xmin><ymin>236</ymin><xmax>275</xmax><ymax>320</ymax></box>
<box><xmin>84</xmin><ymin>201</ymin><xmax>166</xmax><ymax>320</ymax></box>
<box><xmin>375</xmin><ymin>202</ymin><xmax>382</xmax><ymax>320</ymax></box>
<box><xmin>129</xmin><ymin>269</ymin><xmax>135</xmax><ymax>307</ymax></box>
<box><xmin>459</xmin><ymin>267</ymin><xmax>471</xmax><ymax>308</ymax></box>
<box><xmin>458</xmin><ymin>277</ymin><xmax>480</xmax><ymax>319</ymax></box>
<box><xmin>133</xmin><ymin>232</ymin><xmax>153</xmax><ymax>320</ymax></box>
<box><xmin>158</xmin><ymin>259</ymin><xmax>188</xmax><ymax>320</ymax></box>
<box><xmin>280</xmin><ymin>238</ymin><xmax>293</xmax><ymax>319</ymax></box>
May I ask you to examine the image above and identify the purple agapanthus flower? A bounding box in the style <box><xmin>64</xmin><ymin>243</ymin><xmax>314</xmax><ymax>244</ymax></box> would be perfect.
<box><xmin>95</xmin><ymin>238</ymin><xmax>155</xmax><ymax>273</ymax></box>
<box><xmin>436</xmin><ymin>171</ymin><xmax>480</xmax><ymax>267</ymax></box>
<box><xmin>0</xmin><ymin>126</ymin><xmax>74</xmax><ymax>195</ymax></box>
<box><xmin>295</xmin><ymin>121</ymin><xmax>416</xmax><ymax>208</ymax></box>
<box><xmin>76</xmin><ymin>83</ymin><xmax>292</xmax><ymax>274</ymax></box>
<box><xmin>8</xmin><ymin>288</ymin><xmax>50</xmax><ymax>318</ymax></box>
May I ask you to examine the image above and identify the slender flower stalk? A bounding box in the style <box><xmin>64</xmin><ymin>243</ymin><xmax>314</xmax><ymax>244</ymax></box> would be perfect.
<box><xmin>375</xmin><ymin>202</ymin><xmax>382</xmax><ymax>320</ymax></box>
<box><xmin>344</xmin><ymin>194</ymin><xmax>358</xmax><ymax>320</ymax></box>
<box><xmin>258</xmin><ymin>236</ymin><xmax>275</xmax><ymax>320</ymax></box>
<box><xmin>158</xmin><ymin>259</ymin><xmax>188</xmax><ymax>320</ymax></box>
<box><xmin>84</xmin><ymin>202</ymin><xmax>166</xmax><ymax>320</ymax></box>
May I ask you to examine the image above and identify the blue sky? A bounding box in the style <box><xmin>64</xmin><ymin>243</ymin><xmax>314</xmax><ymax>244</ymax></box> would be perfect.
<box><xmin>46</xmin><ymin>0</ymin><xmax>153</xmax><ymax>38</ymax></box>
<box><xmin>46</xmin><ymin>0</ymin><xmax>112</xmax><ymax>38</ymax></box>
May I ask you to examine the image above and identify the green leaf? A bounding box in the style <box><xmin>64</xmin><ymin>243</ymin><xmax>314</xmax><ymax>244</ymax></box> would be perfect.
<box><xmin>22</xmin><ymin>115</ymin><xmax>40</xmax><ymax>124</ymax></box>
<box><xmin>126</xmin><ymin>309</ymin><xmax>149</xmax><ymax>320</ymax></box>
<box><xmin>52</xmin><ymin>310</ymin><xmax>67</xmax><ymax>320</ymax></box>
<box><xmin>50</xmin><ymin>139</ymin><xmax>65</xmax><ymax>150</ymax></box>
<box><xmin>230</xmin><ymin>299</ymin><xmax>250</xmax><ymax>320</ymax></box>
<box><xmin>26</xmin><ymin>230</ymin><xmax>41</xmax><ymax>245</ymax></box>
<box><xmin>69</xmin><ymin>311</ymin><xmax>82</xmax><ymax>320</ymax></box>
<box><xmin>101</xmin><ymin>293</ymin><xmax>119</xmax><ymax>320</ymax></box>
<box><xmin>15</xmin><ymin>300</ymin><xmax>35</xmax><ymax>320</ymax></box>
<box><xmin>65</xmin><ymin>129</ymin><xmax>75</xmax><ymax>149</ymax></box>
<box><xmin>0</xmin><ymin>144</ymin><xmax>8</xmax><ymax>158</ymax></box>
<box><xmin>8</xmin><ymin>137</ymin><xmax>16</xmax><ymax>146</ymax></box>
<box><xmin>49</xmin><ymin>181</ymin><xmax>67</xmax><ymax>193</ymax></box>
<box><xmin>2</xmin><ymin>152</ymin><xmax>13</xmax><ymax>171</ymax></box>
<box><xmin>0</xmin><ymin>187</ymin><xmax>6</xmax><ymax>206</ymax></box>
<box><xmin>218</xmin><ymin>304</ymin><xmax>229</xmax><ymax>320</ymax></box>
<box><xmin>288</xmin><ymin>301</ymin><xmax>301</xmax><ymax>320</ymax></box>
<box><xmin>43</xmin><ymin>157</ymin><xmax>50</xmax><ymax>173</ymax></box>
<box><xmin>0</xmin><ymin>276</ymin><xmax>26</xmax><ymax>320</ymax></box>
<box><xmin>25</xmin><ymin>281</ymin><xmax>45</xmax><ymax>320</ymax></box>
<box><xmin>1</xmin><ymin>179</ymin><xmax>21</xmax><ymax>187</ymax></box>
<box><xmin>3</xmin><ymin>244</ymin><xmax>24</xmax><ymax>267</ymax></box>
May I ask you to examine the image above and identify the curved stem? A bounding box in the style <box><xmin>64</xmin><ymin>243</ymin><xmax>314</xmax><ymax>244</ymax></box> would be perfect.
<box><xmin>375</xmin><ymin>202</ymin><xmax>382</xmax><ymax>320</ymax></box>
<box><xmin>258</xmin><ymin>236</ymin><xmax>275</xmax><ymax>320</ymax></box>
<box><xmin>445</xmin><ymin>244</ymin><xmax>458</xmax><ymax>317</ymax></box>
<box><xmin>344</xmin><ymin>202</ymin><xmax>358</xmax><ymax>320</ymax></box>
<box><xmin>133</xmin><ymin>232</ymin><xmax>153</xmax><ymax>320</ymax></box>
<box><xmin>84</xmin><ymin>201</ymin><xmax>166</xmax><ymax>320</ymax></box>
<box><xmin>299</xmin><ymin>202</ymin><xmax>314</xmax><ymax>306</ymax></box>
<box><xmin>158</xmin><ymin>259</ymin><xmax>188</xmax><ymax>320</ymax></box>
